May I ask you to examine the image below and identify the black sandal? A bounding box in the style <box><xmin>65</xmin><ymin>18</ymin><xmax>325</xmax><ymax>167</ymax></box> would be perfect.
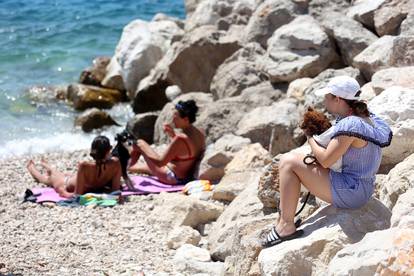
<box><xmin>262</xmin><ymin>227</ymin><xmax>304</xmax><ymax>248</ymax></box>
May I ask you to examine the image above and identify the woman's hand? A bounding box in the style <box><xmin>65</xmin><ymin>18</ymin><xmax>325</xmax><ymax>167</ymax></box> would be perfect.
<box><xmin>163</xmin><ymin>123</ymin><xmax>175</xmax><ymax>138</ymax></box>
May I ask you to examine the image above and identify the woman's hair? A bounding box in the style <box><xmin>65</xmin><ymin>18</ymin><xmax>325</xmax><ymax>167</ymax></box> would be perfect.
<box><xmin>90</xmin><ymin>135</ymin><xmax>111</xmax><ymax>177</ymax></box>
<box><xmin>175</xmin><ymin>100</ymin><xmax>199</xmax><ymax>123</ymax></box>
<box><xmin>342</xmin><ymin>95</ymin><xmax>370</xmax><ymax>117</ymax></box>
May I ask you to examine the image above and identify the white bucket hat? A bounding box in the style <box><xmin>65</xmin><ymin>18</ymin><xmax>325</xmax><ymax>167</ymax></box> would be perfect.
<box><xmin>314</xmin><ymin>76</ymin><xmax>361</xmax><ymax>100</ymax></box>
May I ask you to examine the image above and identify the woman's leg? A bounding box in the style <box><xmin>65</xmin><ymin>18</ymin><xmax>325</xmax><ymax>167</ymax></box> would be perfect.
<box><xmin>27</xmin><ymin>160</ymin><xmax>51</xmax><ymax>184</ymax></box>
<box><xmin>27</xmin><ymin>159</ymin><xmax>73</xmax><ymax>197</ymax></box>
<box><xmin>277</xmin><ymin>152</ymin><xmax>332</xmax><ymax>237</ymax></box>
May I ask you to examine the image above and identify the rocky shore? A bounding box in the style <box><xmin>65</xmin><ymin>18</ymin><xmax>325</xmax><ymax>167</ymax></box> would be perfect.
<box><xmin>4</xmin><ymin>0</ymin><xmax>414</xmax><ymax>275</ymax></box>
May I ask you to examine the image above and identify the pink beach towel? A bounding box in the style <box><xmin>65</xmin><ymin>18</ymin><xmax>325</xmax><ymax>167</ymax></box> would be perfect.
<box><xmin>26</xmin><ymin>175</ymin><xmax>185</xmax><ymax>203</ymax></box>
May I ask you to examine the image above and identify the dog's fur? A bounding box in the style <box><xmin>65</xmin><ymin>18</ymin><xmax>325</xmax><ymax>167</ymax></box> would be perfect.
<box><xmin>300</xmin><ymin>107</ymin><xmax>332</xmax><ymax>137</ymax></box>
<box><xmin>111</xmin><ymin>129</ymin><xmax>136</xmax><ymax>189</ymax></box>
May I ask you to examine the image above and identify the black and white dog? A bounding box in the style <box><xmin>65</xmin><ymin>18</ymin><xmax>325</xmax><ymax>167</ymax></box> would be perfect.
<box><xmin>111</xmin><ymin>129</ymin><xmax>136</xmax><ymax>190</ymax></box>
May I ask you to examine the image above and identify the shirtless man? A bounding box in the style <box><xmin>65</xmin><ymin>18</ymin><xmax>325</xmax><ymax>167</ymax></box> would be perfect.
<box><xmin>27</xmin><ymin>136</ymin><xmax>122</xmax><ymax>197</ymax></box>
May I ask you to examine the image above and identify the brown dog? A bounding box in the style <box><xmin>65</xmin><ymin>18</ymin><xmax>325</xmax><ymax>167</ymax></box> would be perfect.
<box><xmin>300</xmin><ymin>107</ymin><xmax>332</xmax><ymax>137</ymax></box>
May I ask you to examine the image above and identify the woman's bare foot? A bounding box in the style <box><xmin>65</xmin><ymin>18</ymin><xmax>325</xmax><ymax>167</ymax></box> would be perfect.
<box><xmin>27</xmin><ymin>160</ymin><xmax>50</xmax><ymax>184</ymax></box>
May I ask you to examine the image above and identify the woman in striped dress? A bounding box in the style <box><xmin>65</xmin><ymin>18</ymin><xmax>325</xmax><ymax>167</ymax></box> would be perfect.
<box><xmin>263</xmin><ymin>76</ymin><xmax>392</xmax><ymax>248</ymax></box>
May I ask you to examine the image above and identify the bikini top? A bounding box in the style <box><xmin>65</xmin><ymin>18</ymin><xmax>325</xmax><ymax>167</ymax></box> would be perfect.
<box><xmin>171</xmin><ymin>138</ymin><xmax>198</xmax><ymax>162</ymax></box>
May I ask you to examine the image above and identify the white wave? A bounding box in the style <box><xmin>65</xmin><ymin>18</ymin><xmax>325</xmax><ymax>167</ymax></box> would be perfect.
<box><xmin>0</xmin><ymin>125</ymin><xmax>126</xmax><ymax>160</ymax></box>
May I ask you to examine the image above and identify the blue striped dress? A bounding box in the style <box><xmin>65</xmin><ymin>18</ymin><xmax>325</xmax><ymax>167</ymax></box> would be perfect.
<box><xmin>329</xmin><ymin>113</ymin><xmax>392</xmax><ymax>209</ymax></box>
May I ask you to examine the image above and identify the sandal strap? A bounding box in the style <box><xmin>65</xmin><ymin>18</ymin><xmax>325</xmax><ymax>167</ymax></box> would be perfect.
<box><xmin>266</xmin><ymin>227</ymin><xmax>281</xmax><ymax>243</ymax></box>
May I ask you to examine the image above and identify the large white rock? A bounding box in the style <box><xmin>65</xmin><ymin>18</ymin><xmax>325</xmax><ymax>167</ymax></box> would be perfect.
<box><xmin>210</xmin><ymin>43</ymin><xmax>267</xmax><ymax>100</ymax></box>
<box><xmin>149</xmin><ymin>193</ymin><xmax>224</xmax><ymax>228</ymax></box>
<box><xmin>258</xmin><ymin>198</ymin><xmax>391</xmax><ymax>275</ymax></box>
<box><xmin>286</xmin><ymin>77</ymin><xmax>313</xmax><ymax>102</ymax></box>
<box><xmin>133</xmin><ymin>26</ymin><xmax>240</xmax><ymax>113</ymax></box>
<box><xmin>236</xmin><ymin>98</ymin><xmax>304</xmax><ymax>155</ymax></box>
<box><xmin>371</xmin><ymin>66</ymin><xmax>414</xmax><ymax>94</ymax></box>
<box><xmin>167</xmin><ymin>226</ymin><xmax>202</xmax><ymax>249</ymax></box>
<box><xmin>321</xmin><ymin>12</ymin><xmax>378</xmax><ymax>65</ymax></box>
<box><xmin>373</xmin><ymin>0</ymin><xmax>413</xmax><ymax>36</ymax></box>
<box><xmin>195</xmin><ymin>84</ymin><xmax>284</xmax><ymax>144</ymax></box>
<box><xmin>378</xmin><ymin>153</ymin><xmax>414</xmax><ymax>210</ymax></box>
<box><xmin>174</xmin><ymin>244</ymin><xmax>224</xmax><ymax>275</ymax></box>
<box><xmin>347</xmin><ymin>0</ymin><xmax>387</xmax><ymax>30</ymax></box>
<box><xmin>368</xmin><ymin>87</ymin><xmax>414</xmax><ymax>170</ymax></box>
<box><xmin>185</xmin><ymin>0</ymin><xmax>257</xmax><ymax>31</ymax></box>
<box><xmin>308</xmin><ymin>0</ymin><xmax>352</xmax><ymax>21</ymax></box>
<box><xmin>391</xmin><ymin>187</ymin><xmax>414</xmax><ymax>228</ymax></box>
<box><xmin>195</xmin><ymin>134</ymin><xmax>252</xmax><ymax>182</ymax></box>
<box><xmin>327</xmin><ymin>227</ymin><xmax>414</xmax><ymax>275</ymax></box>
<box><xmin>353</xmin><ymin>35</ymin><xmax>414</xmax><ymax>79</ymax></box>
<box><xmin>209</xmin><ymin>181</ymin><xmax>268</xmax><ymax>261</ymax></box>
<box><xmin>400</xmin><ymin>12</ymin><xmax>414</xmax><ymax>36</ymax></box>
<box><xmin>263</xmin><ymin>15</ymin><xmax>337</xmax><ymax>83</ymax></box>
<box><xmin>106</xmin><ymin>19</ymin><xmax>184</xmax><ymax>98</ymax></box>
<box><xmin>212</xmin><ymin>143</ymin><xmax>270</xmax><ymax>202</ymax></box>
<box><xmin>242</xmin><ymin>0</ymin><xmax>303</xmax><ymax>48</ymax></box>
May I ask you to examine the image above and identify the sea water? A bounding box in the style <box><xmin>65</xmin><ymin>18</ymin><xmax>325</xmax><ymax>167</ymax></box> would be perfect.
<box><xmin>0</xmin><ymin>0</ymin><xmax>185</xmax><ymax>159</ymax></box>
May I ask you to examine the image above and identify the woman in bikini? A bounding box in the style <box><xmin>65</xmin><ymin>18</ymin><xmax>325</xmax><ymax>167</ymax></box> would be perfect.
<box><xmin>263</xmin><ymin>76</ymin><xmax>392</xmax><ymax>248</ymax></box>
<box><xmin>27</xmin><ymin>135</ymin><xmax>122</xmax><ymax>198</ymax></box>
<box><xmin>128</xmin><ymin>100</ymin><xmax>205</xmax><ymax>184</ymax></box>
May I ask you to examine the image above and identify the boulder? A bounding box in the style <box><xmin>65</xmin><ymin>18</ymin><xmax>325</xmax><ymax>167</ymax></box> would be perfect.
<box><xmin>373</xmin><ymin>0</ymin><xmax>413</xmax><ymax>36</ymax></box>
<box><xmin>195</xmin><ymin>134</ymin><xmax>251</xmax><ymax>182</ymax></box>
<box><xmin>126</xmin><ymin>112</ymin><xmax>159</xmax><ymax>144</ymax></box>
<box><xmin>368</xmin><ymin>87</ymin><xmax>414</xmax><ymax>170</ymax></box>
<box><xmin>308</xmin><ymin>0</ymin><xmax>352</xmax><ymax>21</ymax></box>
<box><xmin>242</xmin><ymin>0</ymin><xmax>303</xmax><ymax>48</ymax></box>
<box><xmin>263</xmin><ymin>15</ymin><xmax>337</xmax><ymax>83</ymax></box>
<box><xmin>174</xmin><ymin>244</ymin><xmax>224</xmax><ymax>275</ymax></box>
<box><xmin>321</xmin><ymin>12</ymin><xmax>378</xmax><ymax>65</ymax></box>
<box><xmin>391</xmin><ymin>187</ymin><xmax>414</xmax><ymax>228</ymax></box>
<box><xmin>79</xmin><ymin>56</ymin><xmax>110</xmax><ymax>87</ymax></box>
<box><xmin>185</xmin><ymin>0</ymin><xmax>205</xmax><ymax>17</ymax></box>
<box><xmin>211</xmin><ymin>143</ymin><xmax>270</xmax><ymax>202</ymax></box>
<box><xmin>133</xmin><ymin>26</ymin><xmax>240</xmax><ymax>113</ymax></box>
<box><xmin>286</xmin><ymin>77</ymin><xmax>313</xmax><ymax>103</ymax></box>
<box><xmin>359</xmin><ymin>82</ymin><xmax>377</xmax><ymax>102</ymax></box>
<box><xmin>224</xmin><ymin>143</ymin><xmax>271</xmax><ymax>174</ymax></box>
<box><xmin>74</xmin><ymin>108</ymin><xmax>119</xmax><ymax>133</ymax></box>
<box><xmin>101</xmin><ymin>57</ymin><xmax>125</xmax><ymax>91</ymax></box>
<box><xmin>195</xmin><ymin>85</ymin><xmax>284</xmax><ymax>145</ymax></box>
<box><xmin>210</xmin><ymin>43</ymin><xmax>268</xmax><ymax>100</ymax></box>
<box><xmin>185</xmin><ymin>0</ymin><xmax>256</xmax><ymax>31</ymax></box>
<box><xmin>212</xmin><ymin>170</ymin><xmax>263</xmax><ymax>203</ymax></box>
<box><xmin>303</xmin><ymin>67</ymin><xmax>365</xmax><ymax>109</ymax></box>
<box><xmin>167</xmin><ymin>226</ymin><xmax>202</xmax><ymax>249</ymax></box>
<box><xmin>106</xmin><ymin>19</ymin><xmax>183</xmax><ymax>98</ymax></box>
<box><xmin>347</xmin><ymin>0</ymin><xmax>387</xmax><ymax>30</ymax></box>
<box><xmin>236</xmin><ymin>98</ymin><xmax>304</xmax><ymax>155</ymax></box>
<box><xmin>67</xmin><ymin>84</ymin><xmax>124</xmax><ymax>111</ymax></box>
<box><xmin>400</xmin><ymin>12</ymin><xmax>414</xmax><ymax>36</ymax></box>
<box><xmin>378</xmin><ymin>153</ymin><xmax>414</xmax><ymax>210</ymax></box>
<box><xmin>153</xmin><ymin>92</ymin><xmax>213</xmax><ymax>145</ymax></box>
<box><xmin>353</xmin><ymin>35</ymin><xmax>414</xmax><ymax>79</ymax></box>
<box><xmin>258</xmin><ymin>198</ymin><xmax>391</xmax><ymax>275</ymax></box>
<box><xmin>371</xmin><ymin>66</ymin><xmax>414</xmax><ymax>94</ymax></box>
<box><xmin>149</xmin><ymin>193</ymin><xmax>224</xmax><ymax>228</ymax></box>
<box><xmin>222</xmin><ymin>215</ymin><xmax>278</xmax><ymax>276</ymax></box>
<box><xmin>209</xmin><ymin>181</ymin><xmax>270</xmax><ymax>261</ymax></box>
<box><xmin>327</xmin><ymin>228</ymin><xmax>414</xmax><ymax>276</ymax></box>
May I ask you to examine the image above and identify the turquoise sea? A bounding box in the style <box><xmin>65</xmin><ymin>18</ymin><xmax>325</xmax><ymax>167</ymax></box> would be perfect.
<box><xmin>0</xmin><ymin>0</ymin><xmax>185</xmax><ymax>158</ymax></box>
